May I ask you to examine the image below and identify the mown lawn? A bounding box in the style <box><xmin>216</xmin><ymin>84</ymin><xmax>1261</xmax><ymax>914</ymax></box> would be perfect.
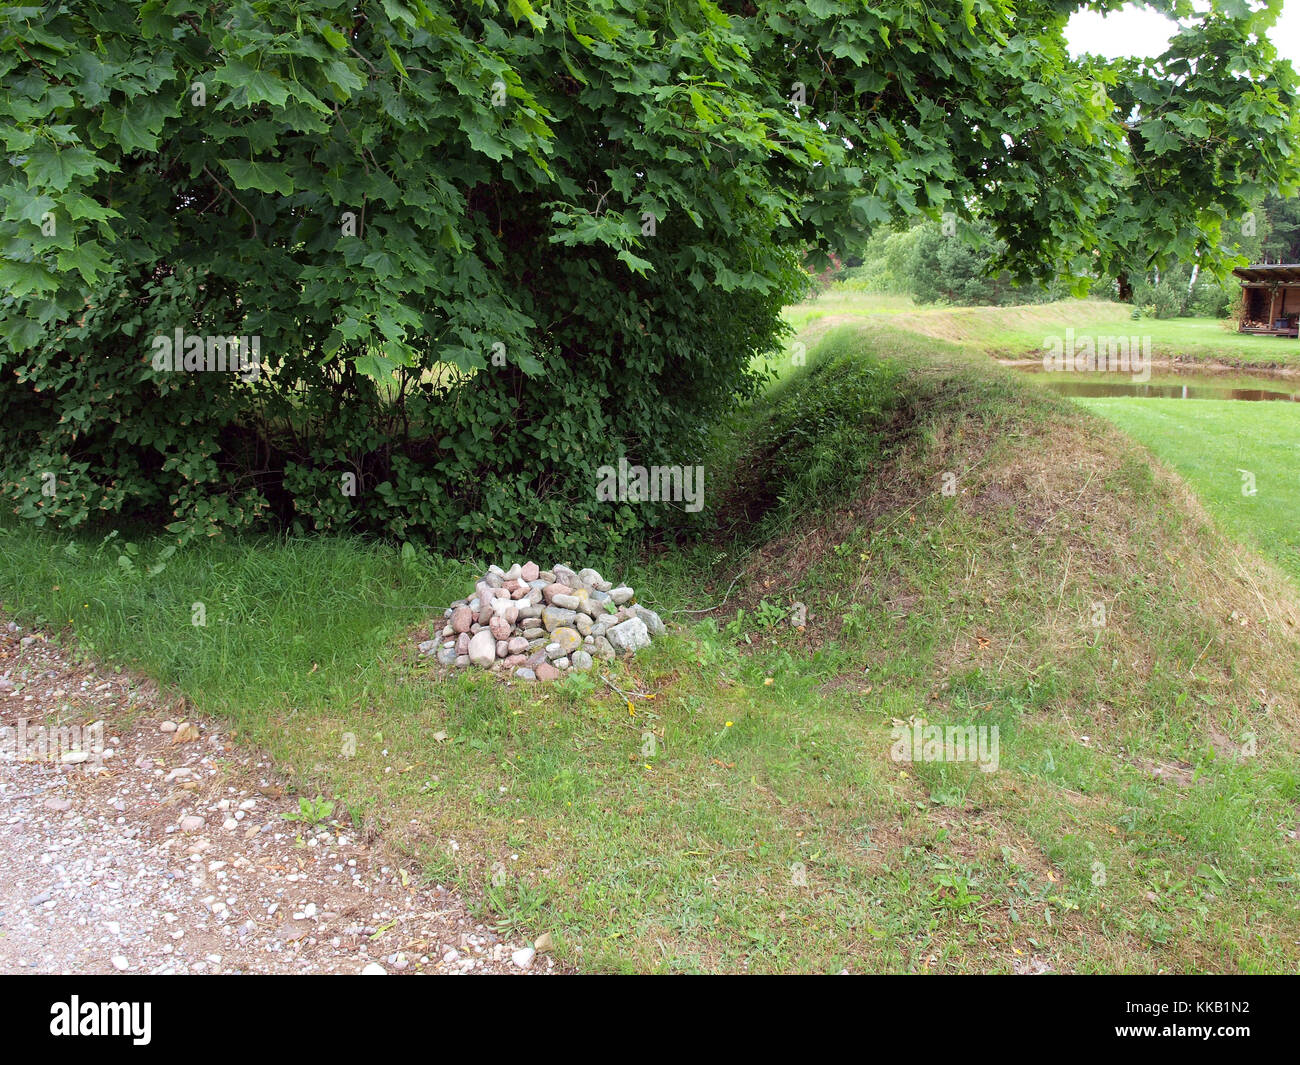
<box><xmin>4</xmin><ymin>319</ymin><xmax>1300</xmax><ymax>973</ymax></box>
<box><xmin>978</xmin><ymin>308</ymin><xmax>1300</xmax><ymax>366</ymax></box>
<box><xmin>800</xmin><ymin>289</ymin><xmax>1300</xmax><ymax>369</ymax></box>
<box><xmin>1074</xmin><ymin>398</ymin><xmax>1300</xmax><ymax>587</ymax></box>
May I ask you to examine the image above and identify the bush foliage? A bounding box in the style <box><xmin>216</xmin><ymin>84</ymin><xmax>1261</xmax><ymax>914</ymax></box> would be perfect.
<box><xmin>2</xmin><ymin>1</ymin><xmax>1296</xmax><ymax>552</ymax></box>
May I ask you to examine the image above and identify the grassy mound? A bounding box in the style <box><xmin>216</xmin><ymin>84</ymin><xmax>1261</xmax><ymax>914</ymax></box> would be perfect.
<box><xmin>3</xmin><ymin>320</ymin><xmax>1299</xmax><ymax>973</ymax></box>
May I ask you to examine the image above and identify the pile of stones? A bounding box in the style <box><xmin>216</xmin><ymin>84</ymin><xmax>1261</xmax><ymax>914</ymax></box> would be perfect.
<box><xmin>420</xmin><ymin>562</ymin><xmax>666</xmax><ymax>682</ymax></box>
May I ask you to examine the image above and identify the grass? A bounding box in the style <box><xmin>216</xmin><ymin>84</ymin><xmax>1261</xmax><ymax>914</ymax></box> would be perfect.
<box><xmin>1072</xmin><ymin>398</ymin><xmax>1300</xmax><ymax>587</ymax></box>
<box><xmin>970</xmin><ymin>305</ymin><xmax>1300</xmax><ymax>367</ymax></box>
<box><xmin>4</xmin><ymin>306</ymin><xmax>1300</xmax><ymax>973</ymax></box>
<box><xmin>795</xmin><ymin>287</ymin><xmax>1300</xmax><ymax>369</ymax></box>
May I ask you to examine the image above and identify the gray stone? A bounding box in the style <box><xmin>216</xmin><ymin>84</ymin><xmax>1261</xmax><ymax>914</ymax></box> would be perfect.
<box><xmin>417</xmin><ymin>639</ymin><xmax>438</xmax><ymax>655</ymax></box>
<box><xmin>515</xmin><ymin>668</ymin><xmax>536</xmax><ymax>681</ymax></box>
<box><xmin>551</xmin><ymin>593</ymin><xmax>581</xmax><ymax>610</ymax></box>
<box><xmin>436</xmin><ymin>646</ymin><xmax>459</xmax><ymax>666</ymax></box>
<box><xmin>594</xmin><ymin>636</ymin><xmax>615</xmax><ymax>660</ymax></box>
<box><xmin>632</xmin><ymin>605</ymin><xmax>666</xmax><ymax>636</ymax></box>
<box><xmin>572</xmin><ymin>650</ymin><xmax>593</xmax><ymax>672</ymax></box>
<box><xmin>610</xmin><ymin>586</ymin><xmax>635</xmax><ymax>605</ymax></box>
<box><xmin>542</xmin><ymin>606</ymin><xmax>577</xmax><ymax>631</ymax></box>
<box><xmin>574</xmin><ymin>613</ymin><xmax>593</xmax><ymax>636</ymax></box>
<box><xmin>551</xmin><ymin>626</ymin><xmax>582</xmax><ymax>654</ymax></box>
<box><xmin>553</xmin><ymin>657</ymin><xmax>570</xmax><ymax>670</ymax></box>
<box><xmin>608</xmin><ymin>617</ymin><xmax>651</xmax><ymax>654</ymax></box>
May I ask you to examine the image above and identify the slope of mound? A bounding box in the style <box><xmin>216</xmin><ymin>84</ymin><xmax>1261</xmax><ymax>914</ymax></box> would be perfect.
<box><xmin>661</xmin><ymin>320</ymin><xmax>1300</xmax><ymax>971</ymax></box>
<box><xmin>881</xmin><ymin>299</ymin><xmax>1130</xmax><ymax>351</ymax></box>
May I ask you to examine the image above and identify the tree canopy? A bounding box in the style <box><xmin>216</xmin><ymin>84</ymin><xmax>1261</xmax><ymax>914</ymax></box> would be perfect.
<box><xmin>2</xmin><ymin>1</ymin><xmax>1296</xmax><ymax>551</ymax></box>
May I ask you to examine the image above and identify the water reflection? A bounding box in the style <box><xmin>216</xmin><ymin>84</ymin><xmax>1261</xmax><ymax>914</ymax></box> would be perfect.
<box><xmin>1014</xmin><ymin>368</ymin><xmax>1300</xmax><ymax>402</ymax></box>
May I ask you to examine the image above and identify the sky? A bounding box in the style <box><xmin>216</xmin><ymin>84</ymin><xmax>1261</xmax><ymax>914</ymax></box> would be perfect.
<box><xmin>1066</xmin><ymin>1</ymin><xmax>1300</xmax><ymax>65</ymax></box>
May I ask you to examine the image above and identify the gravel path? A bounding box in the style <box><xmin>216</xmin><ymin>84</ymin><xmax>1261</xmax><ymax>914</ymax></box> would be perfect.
<box><xmin>0</xmin><ymin>617</ymin><xmax>552</xmax><ymax>975</ymax></box>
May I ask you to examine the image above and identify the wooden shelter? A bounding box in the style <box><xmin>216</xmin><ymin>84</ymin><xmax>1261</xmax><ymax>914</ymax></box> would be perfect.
<box><xmin>1233</xmin><ymin>263</ymin><xmax>1300</xmax><ymax>337</ymax></box>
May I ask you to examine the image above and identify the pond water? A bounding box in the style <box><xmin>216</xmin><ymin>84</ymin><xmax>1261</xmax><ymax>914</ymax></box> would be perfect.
<box><xmin>1012</xmin><ymin>366</ymin><xmax>1300</xmax><ymax>402</ymax></box>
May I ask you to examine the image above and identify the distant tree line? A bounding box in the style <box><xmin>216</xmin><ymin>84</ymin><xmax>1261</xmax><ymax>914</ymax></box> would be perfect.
<box><xmin>836</xmin><ymin>193</ymin><xmax>1300</xmax><ymax>319</ymax></box>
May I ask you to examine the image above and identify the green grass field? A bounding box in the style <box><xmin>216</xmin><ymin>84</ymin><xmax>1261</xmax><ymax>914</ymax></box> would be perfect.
<box><xmin>978</xmin><ymin>307</ymin><xmax>1300</xmax><ymax>367</ymax></box>
<box><xmin>796</xmin><ymin>290</ymin><xmax>1300</xmax><ymax>369</ymax></box>
<box><xmin>5</xmin><ymin>309</ymin><xmax>1300</xmax><ymax>973</ymax></box>
<box><xmin>1074</xmin><ymin>399</ymin><xmax>1300</xmax><ymax>587</ymax></box>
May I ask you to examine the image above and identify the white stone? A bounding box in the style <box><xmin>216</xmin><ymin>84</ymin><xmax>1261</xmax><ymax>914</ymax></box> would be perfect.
<box><xmin>467</xmin><ymin>629</ymin><xmax>496</xmax><ymax>668</ymax></box>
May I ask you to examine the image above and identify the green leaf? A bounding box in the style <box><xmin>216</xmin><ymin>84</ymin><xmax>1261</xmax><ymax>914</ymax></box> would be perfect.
<box><xmin>382</xmin><ymin>39</ymin><xmax>407</xmax><ymax>79</ymax></box>
<box><xmin>353</xmin><ymin>350</ymin><xmax>398</xmax><ymax>379</ymax></box>
<box><xmin>100</xmin><ymin>98</ymin><xmax>167</xmax><ymax>154</ymax></box>
<box><xmin>514</xmin><ymin>351</ymin><xmax>545</xmax><ymax>376</ymax></box>
<box><xmin>617</xmin><ymin>248</ymin><xmax>653</xmax><ymax>273</ymax></box>
<box><xmin>3</xmin><ymin>259</ymin><xmax>59</xmax><ymax>297</ymax></box>
<box><xmin>24</xmin><ymin>146</ymin><xmax>106</xmax><ymax>192</ymax></box>
<box><xmin>55</xmin><ymin>240</ymin><xmax>112</xmax><ymax>283</ymax></box>
<box><xmin>318</xmin><ymin>20</ymin><xmax>349</xmax><ymax>50</ymax></box>
<box><xmin>220</xmin><ymin>159</ymin><xmax>294</xmax><ymax>196</ymax></box>
<box><xmin>507</xmin><ymin>0</ymin><xmax>548</xmax><ymax>31</ymax></box>
<box><xmin>322</xmin><ymin>58</ymin><xmax>365</xmax><ymax>96</ymax></box>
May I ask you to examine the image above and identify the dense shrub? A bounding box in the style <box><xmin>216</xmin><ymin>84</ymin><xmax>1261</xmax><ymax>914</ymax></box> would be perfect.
<box><xmin>1</xmin><ymin>2</ymin><xmax>1294</xmax><ymax>552</ymax></box>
